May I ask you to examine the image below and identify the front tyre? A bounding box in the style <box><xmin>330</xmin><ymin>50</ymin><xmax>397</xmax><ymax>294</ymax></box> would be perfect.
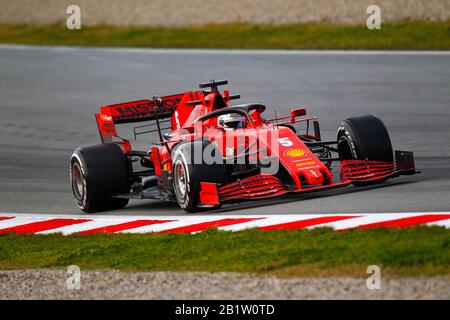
<box><xmin>337</xmin><ymin>114</ymin><xmax>393</xmax><ymax>186</ymax></box>
<box><xmin>172</xmin><ymin>141</ymin><xmax>226</xmax><ymax>213</ymax></box>
<box><xmin>70</xmin><ymin>143</ymin><xmax>130</xmax><ymax>212</ymax></box>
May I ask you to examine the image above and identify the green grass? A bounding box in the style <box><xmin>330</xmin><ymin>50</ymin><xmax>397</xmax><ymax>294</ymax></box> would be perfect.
<box><xmin>0</xmin><ymin>21</ymin><xmax>449</xmax><ymax>49</ymax></box>
<box><xmin>0</xmin><ymin>226</ymin><xmax>449</xmax><ymax>277</ymax></box>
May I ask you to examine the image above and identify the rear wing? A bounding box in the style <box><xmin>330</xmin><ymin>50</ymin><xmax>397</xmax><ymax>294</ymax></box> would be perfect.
<box><xmin>98</xmin><ymin>94</ymin><xmax>183</xmax><ymax>124</ymax></box>
<box><xmin>95</xmin><ymin>93</ymin><xmax>184</xmax><ymax>151</ymax></box>
<box><xmin>94</xmin><ymin>80</ymin><xmax>240</xmax><ymax>152</ymax></box>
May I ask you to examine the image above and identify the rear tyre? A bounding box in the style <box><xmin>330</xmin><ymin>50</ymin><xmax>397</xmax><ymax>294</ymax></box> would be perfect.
<box><xmin>70</xmin><ymin>143</ymin><xmax>130</xmax><ymax>212</ymax></box>
<box><xmin>171</xmin><ymin>140</ymin><xmax>226</xmax><ymax>213</ymax></box>
<box><xmin>337</xmin><ymin>114</ymin><xmax>393</xmax><ymax>186</ymax></box>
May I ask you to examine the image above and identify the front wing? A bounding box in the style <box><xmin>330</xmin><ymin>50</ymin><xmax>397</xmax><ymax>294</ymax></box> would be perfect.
<box><xmin>199</xmin><ymin>150</ymin><xmax>418</xmax><ymax>206</ymax></box>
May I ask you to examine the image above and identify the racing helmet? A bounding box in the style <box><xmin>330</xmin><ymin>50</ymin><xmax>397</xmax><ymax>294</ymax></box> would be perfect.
<box><xmin>218</xmin><ymin>113</ymin><xmax>245</xmax><ymax>130</ymax></box>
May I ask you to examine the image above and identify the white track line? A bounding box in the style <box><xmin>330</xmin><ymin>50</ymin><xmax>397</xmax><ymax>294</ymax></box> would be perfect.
<box><xmin>0</xmin><ymin>216</ymin><xmax>50</xmax><ymax>230</ymax></box>
<box><xmin>311</xmin><ymin>212</ymin><xmax>425</xmax><ymax>230</ymax></box>
<box><xmin>119</xmin><ymin>215</ymin><xmax>265</xmax><ymax>233</ymax></box>
<box><xmin>120</xmin><ymin>216</ymin><xmax>214</xmax><ymax>233</ymax></box>
<box><xmin>0</xmin><ymin>44</ymin><xmax>449</xmax><ymax>55</ymax></box>
<box><xmin>426</xmin><ymin>219</ymin><xmax>450</xmax><ymax>228</ymax></box>
<box><xmin>219</xmin><ymin>214</ymin><xmax>326</xmax><ymax>231</ymax></box>
<box><xmin>38</xmin><ymin>219</ymin><xmax>128</xmax><ymax>235</ymax></box>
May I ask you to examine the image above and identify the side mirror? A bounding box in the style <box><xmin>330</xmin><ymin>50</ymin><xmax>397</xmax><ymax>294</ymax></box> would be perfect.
<box><xmin>290</xmin><ymin>108</ymin><xmax>307</xmax><ymax>123</ymax></box>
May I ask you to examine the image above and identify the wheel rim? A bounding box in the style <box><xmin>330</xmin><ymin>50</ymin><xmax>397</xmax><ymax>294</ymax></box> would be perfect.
<box><xmin>174</xmin><ymin>160</ymin><xmax>187</xmax><ymax>200</ymax></box>
<box><xmin>72</xmin><ymin>162</ymin><xmax>84</xmax><ymax>200</ymax></box>
<box><xmin>337</xmin><ymin>136</ymin><xmax>354</xmax><ymax>160</ymax></box>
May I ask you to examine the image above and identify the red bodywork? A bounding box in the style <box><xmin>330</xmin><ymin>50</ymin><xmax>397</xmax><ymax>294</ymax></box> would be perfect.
<box><xmin>94</xmin><ymin>84</ymin><xmax>416</xmax><ymax>207</ymax></box>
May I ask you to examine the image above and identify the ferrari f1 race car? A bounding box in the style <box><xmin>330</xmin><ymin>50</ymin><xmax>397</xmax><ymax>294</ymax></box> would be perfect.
<box><xmin>70</xmin><ymin>80</ymin><xmax>417</xmax><ymax>213</ymax></box>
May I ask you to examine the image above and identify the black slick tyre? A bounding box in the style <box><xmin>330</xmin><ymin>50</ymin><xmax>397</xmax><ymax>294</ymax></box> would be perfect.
<box><xmin>70</xmin><ymin>143</ymin><xmax>130</xmax><ymax>212</ymax></box>
<box><xmin>171</xmin><ymin>140</ymin><xmax>226</xmax><ymax>213</ymax></box>
<box><xmin>337</xmin><ymin>114</ymin><xmax>393</xmax><ymax>186</ymax></box>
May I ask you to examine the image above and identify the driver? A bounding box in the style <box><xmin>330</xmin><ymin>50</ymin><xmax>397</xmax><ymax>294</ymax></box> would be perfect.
<box><xmin>217</xmin><ymin>113</ymin><xmax>245</xmax><ymax>130</ymax></box>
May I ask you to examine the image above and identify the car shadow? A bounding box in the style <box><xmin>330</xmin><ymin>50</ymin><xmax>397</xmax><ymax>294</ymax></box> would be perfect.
<box><xmin>211</xmin><ymin>179</ymin><xmax>418</xmax><ymax>214</ymax></box>
<box><xmin>123</xmin><ymin>178</ymin><xmax>419</xmax><ymax>215</ymax></box>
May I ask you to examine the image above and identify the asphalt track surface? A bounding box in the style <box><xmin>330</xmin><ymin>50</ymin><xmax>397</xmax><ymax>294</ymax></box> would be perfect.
<box><xmin>0</xmin><ymin>45</ymin><xmax>449</xmax><ymax>216</ymax></box>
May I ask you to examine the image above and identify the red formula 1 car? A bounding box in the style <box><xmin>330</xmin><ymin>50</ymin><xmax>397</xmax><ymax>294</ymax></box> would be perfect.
<box><xmin>70</xmin><ymin>80</ymin><xmax>417</xmax><ymax>213</ymax></box>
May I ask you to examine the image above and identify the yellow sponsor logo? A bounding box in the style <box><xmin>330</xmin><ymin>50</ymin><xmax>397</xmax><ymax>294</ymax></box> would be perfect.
<box><xmin>295</xmin><ymin>160</ymin><xmax>316</xmax><ymax>167</ymax></box>
<box><xmin>284</xmin><ymin>148</ymin><xmax>307</xmax><ymax>158</ymax></box>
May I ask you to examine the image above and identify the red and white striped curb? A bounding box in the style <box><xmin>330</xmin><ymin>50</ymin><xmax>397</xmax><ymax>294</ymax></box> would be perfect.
<box><xmin>0</xmin><ymin>212</ymin><xmax>449</xmax><ymax>235</ymax></box>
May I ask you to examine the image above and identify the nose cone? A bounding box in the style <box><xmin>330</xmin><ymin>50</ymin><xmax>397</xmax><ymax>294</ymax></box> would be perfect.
<box><xmin>300</xmin><ymin>169</ymin><xmax>325</xmax><ymax>186</ymax></box>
